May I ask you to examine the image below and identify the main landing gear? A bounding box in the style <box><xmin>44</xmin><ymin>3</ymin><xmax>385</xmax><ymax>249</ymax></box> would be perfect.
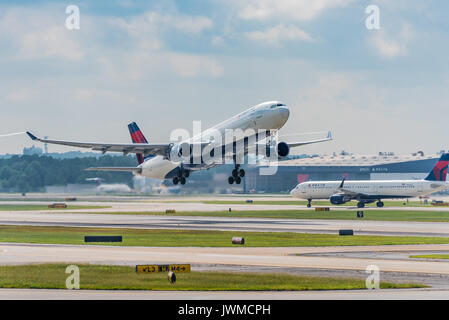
<box><xmin>307</xmin><ymin>199</ymin><xmax>312</xmax><ymax>208</ymax></box>
<box><xmin>357</xmin><ymin>201</ymin><xmax>384</xmax><ymax>208</ymax></box>
<box><xmin>228</xmin><ymin>165</ymin><xmax>245</xmax><ymax>184</ymax></box>
<box><xmin>173</xmin><ymin>169</ymin><xmax>189</xmax><ymax>185</ymax></box>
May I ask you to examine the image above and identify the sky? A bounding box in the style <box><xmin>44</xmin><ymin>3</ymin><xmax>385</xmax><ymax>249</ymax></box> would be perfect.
<box><xmin>1</xmin><ymin>0</ymin><xmax>449</xmax><ymax>156</ymax></box>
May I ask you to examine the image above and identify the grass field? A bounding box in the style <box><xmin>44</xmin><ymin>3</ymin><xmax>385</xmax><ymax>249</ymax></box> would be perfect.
<box><xmin>0</xmin><ymin>204</ymin><xmax>110</xmax><ymax>211</ymax></box>
<box><xmin>1</xmin><ymin>225</ymin><xmax>449</xmax><ymax>247</ymax></box>
<box><xmin>85</xmin><ymin>209</ymin><xmax>449</xmax><ymax>222</ymax></box>
<box><xmin>0</xmin><ymin>264</ymin><xmax>425</xmax><ymax>290</ymax></box>
<box><xmin>410</xmin><ymin>254</ymin><xmax>449</xmax><ymax>259</ymax></box>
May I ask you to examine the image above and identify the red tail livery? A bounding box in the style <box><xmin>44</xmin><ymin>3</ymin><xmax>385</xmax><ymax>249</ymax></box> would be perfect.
<box><xmin>128</xmin><ymin>122</ymin><xmax>148</xmax><ymax>164</ymax></box>
<box><xmin>425</xmin><ymin>153</ymin><xmax>449</xmax><ymax>182</ymax></box>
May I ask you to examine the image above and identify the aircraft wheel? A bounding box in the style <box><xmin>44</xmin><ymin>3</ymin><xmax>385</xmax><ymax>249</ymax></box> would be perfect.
<box><xmin>184</xmin><ymin>171</ymin><xmax>190</xmax><ymax>178</ymax></box>
<box><xmin>357</xmin><ymin>202</ymin><xmax>365</xmax><ymax>208</ymax></box>
<box><xmin>228</xmin><ymin>176</ymin><xmax>234</xmax><ymax>184</ymax></box>
<box><xmin>173</xmin><ymin>177</ymin><xmax>179</xmax><ymax>185</ymax></box>
<box><xmin>376</xmin><ymin>201</ymin><xmax>384</xmax><ymax>208</ymax></box>
<box><xmin>232</xmin><ymin>169</ymin><xmax>238</xmax><ymax>178</ymax></box>
<box><xmin>180</xmin><ymin>177</ymin><xmax>186</xmax><ymax>185</ymax></box>
<box><xmin>307</xmin><ymin>203</ymin><xmax>311</xmax><ymax>208</ymax></box>
<box><xmin>235</xmin><ymin>176</ymin><xmax>241</xmax><ymax>184</ymax></box>
<box><xmin>239</xmin><ymin>169</ymin><xmax>245</xmax><ymax>177</ymax></box>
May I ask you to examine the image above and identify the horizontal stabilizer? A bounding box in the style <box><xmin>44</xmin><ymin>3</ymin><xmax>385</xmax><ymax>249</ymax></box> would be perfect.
<box><xmin>287</xmin><ymin>131</ymin><xmax>333</xmax><ymax>148</ymax></box>
<box><xmin>85</xmin><ymin>167</ymin><xmax>142</xmax><ymax>174</ymax></box>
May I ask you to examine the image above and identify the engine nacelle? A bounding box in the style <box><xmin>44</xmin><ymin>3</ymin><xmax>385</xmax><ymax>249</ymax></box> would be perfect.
<box><xmin>169</xmin><ymin>142</ymin><xmax>192</xmax><ymax>161</ymax></box>
<box><xmin>329</xmin><ymin>194</ymin><xmax>351</xmax><ymax>205</ymax></box>
<box><xmin>266</xmin><ymin>142</ymin><xmax>290</xmax><ymax>158</ymax></box>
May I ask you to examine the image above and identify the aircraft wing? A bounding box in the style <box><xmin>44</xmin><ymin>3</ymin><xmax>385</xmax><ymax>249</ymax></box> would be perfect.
<box><xmin>337</xmin><ymin>188</ymin><xmax>362</xmax><ymax>197</ymax></box>
<box><xmin>336</xmin><ymin>178</ymin><xmax>373</xmax><ymax>198</ymax></box>
<box><xmin>26</xmin><ymin>132</ymin><xmax>170</xmax><ymax>157</ymax></box>
<box><xmin>287</xmin><ymin>131</ymin><xmax>332</xmax><ymax>148</ymax></box>
<box><xmin>85</xmin><ymin>167</ymin><xmax>142</xmax><ymax>173</ymax></box>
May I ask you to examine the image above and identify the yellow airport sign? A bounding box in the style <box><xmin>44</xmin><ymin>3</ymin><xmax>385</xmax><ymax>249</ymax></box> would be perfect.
<box><xmin>136</xmin><ymin>264</ymin><xmax>191</xmax><ymax>273</ymax></box>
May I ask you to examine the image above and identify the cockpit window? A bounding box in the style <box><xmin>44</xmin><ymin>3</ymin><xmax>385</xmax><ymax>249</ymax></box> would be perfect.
<box><xmin>270</xmin><ymin>103</ymin><xmax>286</xmax><ymax>109</ymax></box>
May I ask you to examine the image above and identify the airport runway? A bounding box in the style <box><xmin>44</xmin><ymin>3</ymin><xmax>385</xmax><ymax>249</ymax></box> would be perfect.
<box><xmin>2</xmin><ymin>243</ymin><xmax>449</xmax><ymax>275</ymax></box>
<box><xmin>2</xmin><ymin>195</ymin><xmax>449</xmax><ymax>299</ymax></box>
<box><xmin>3</xmin><ymin>199</ymin><xmax>449</xmax><ymax>213</ymax></box>
<box><xmin>0</xmin><ymin>288</ymin><xmax>448</xmax><ymax>300</ymax></box>
<box><xmin>1</xmin><ymin>211</ymin><xmax>449</xmax><ymax>237</ymax></box>
<box><xmin>1</xmin><ymin>243</ymin><xmax>449</xmax><ymax>299</ymax></box>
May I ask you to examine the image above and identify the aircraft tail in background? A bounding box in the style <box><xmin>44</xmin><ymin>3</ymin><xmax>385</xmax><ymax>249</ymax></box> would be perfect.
<box><xmin>424</xmin><ymin>153</ymin><xmax>449</xmax><ymax>182</ymax></box>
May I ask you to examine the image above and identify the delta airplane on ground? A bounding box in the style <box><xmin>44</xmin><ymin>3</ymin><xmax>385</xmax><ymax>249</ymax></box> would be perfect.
<box><xmin>27</xmin><ymin>101</ymin><xmax>332</xmax><ymax>185</ymax></box>
<box><xmin>290</xmin><ymin>153</ymin><xmax>449</xmax><ymax>208</ymax></box>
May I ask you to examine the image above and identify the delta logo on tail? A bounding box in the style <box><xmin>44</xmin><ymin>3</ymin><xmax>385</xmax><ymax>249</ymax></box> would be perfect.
<box><xmin>425</xmin><ymin>153</ymin><xmax>449</xmax><ymax>182</ymax></box>
<box><xmin>128</xmin><ymin>122</ymin><xmax>149</xmax><ymax>165</ymax></box>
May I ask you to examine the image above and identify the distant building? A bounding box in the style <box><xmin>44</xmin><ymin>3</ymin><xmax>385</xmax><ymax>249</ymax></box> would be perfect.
<box><xmin>245</xmin><ymin>153</ymin><xmax>444</xmax><ymax>193</ymax></box>
<box><xmin>23</xmin><ymin>145</ymin><xmax>43</xmax><ymax>156</ymax></box>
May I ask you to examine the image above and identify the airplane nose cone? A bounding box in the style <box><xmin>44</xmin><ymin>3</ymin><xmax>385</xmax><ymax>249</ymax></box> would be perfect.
<box><xmin>280</xmin><ymin>107</ymin><xmax>290</xmax><ymax>120</ymax></box>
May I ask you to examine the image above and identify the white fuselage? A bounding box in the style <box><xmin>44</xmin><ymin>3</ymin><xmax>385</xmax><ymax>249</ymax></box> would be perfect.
<box><xmin>139</xmin><ymin>101</ymin><xmax>290</xmax><ymax>179</ymax></box>
<box><xmin>291</xmin><ymin>179</ymin><xmax>449</xmax><ymax>200</ymax></box>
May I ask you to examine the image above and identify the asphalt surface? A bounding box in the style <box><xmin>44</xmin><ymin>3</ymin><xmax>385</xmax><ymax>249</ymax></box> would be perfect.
<box><xmin>0</xmin><ymin>288</ymin><xmax>448</xmax><ymax>300</ymax></box>
<box><xmin>0</xmin><ymin>210</ymin><xmax>449</xmax><ymax>237</ymax></box>
<box><xmin>2</xmin><ymin>243</ymin><xmax>449</xmax><ymax>275</ymax></box>
<box><xmin>1</xmin><ymin>195</ymin><xmax>449</xmax><ymax>299</ymax></box>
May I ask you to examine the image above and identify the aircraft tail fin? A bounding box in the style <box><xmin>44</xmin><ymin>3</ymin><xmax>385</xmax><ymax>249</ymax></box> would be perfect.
<box><xmin>424</xmin><ymin>153</ymin><xmax>449</xmax><ymax>182</ymax></box>
<box><xmin>128</xmin><ymin>122</ymin><xmax>148</xmax><ymax>165</ymax></box>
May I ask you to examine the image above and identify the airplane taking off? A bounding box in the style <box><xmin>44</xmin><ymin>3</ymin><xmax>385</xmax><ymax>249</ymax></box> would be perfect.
<box><xmin>290</xmin><ymin>153</ymin><xmax>449</xmax><ymax>208</ymax></box>
<box><xmin>27</xmin><ymin>101</ymin><xmax>332</xmax><ymax>185</ymax></box>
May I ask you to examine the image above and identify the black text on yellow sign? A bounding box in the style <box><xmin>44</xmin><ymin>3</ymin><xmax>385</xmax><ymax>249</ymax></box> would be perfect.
<box><xmin>136</xmin><ymin>264</ymin><xmax>191</xmax><ymax>273</ymax></box>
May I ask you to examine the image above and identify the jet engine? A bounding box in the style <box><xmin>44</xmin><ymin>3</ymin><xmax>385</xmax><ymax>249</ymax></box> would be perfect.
<box><xmin>266</xmin><ymin>142</ymin><xmax>290</xmax><ymax>158</ymax></box>
<box><xmin>169</xmin><ymin>142</ymin><xmax>192</xmax><ymax>161</ymax></box>
<box><xmin>329</xmin><ymin>194</ymin><xmax>351</xmax><ymax>205</ymax></box>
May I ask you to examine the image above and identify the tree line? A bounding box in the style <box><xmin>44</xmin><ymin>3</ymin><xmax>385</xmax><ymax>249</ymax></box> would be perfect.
<box><xmin>0</xmin><ymin>155</ymin><xmax>137</xmax><ymax>192</ymax></box>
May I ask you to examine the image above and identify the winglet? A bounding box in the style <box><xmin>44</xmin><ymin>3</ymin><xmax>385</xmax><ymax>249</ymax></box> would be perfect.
<box><xmin>339</xmin><ymin>178</ymin><xmax>345</xmax><ymax>188</ymax></box>
<box><xmin>26</xmin><ymin>131</ymin><xmax>38</xmax><ymax>141</ymax></box>
<box><xmin>327</xmin><ymin>131</ymin><xmax>332</xmax><ymax>140</ymax></box>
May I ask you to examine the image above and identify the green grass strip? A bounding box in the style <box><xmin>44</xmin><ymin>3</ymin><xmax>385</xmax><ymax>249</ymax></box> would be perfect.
<box><xmin>0</xmin><ymin>264</ymin><xmax>425</xmax><ymax>290</ymax></box>
<box><xmin>1</xmin><ymin>225</ymin><xmax>449</xmax><ymax>247</ymax></box>
<box><xmin>409</xmin><ymin>254</ymin><xmax>449</xmax><ymax>259</ymax></box>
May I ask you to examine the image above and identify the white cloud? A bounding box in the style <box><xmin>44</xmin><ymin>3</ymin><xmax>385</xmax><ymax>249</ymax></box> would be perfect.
<box><xmin>233</xmin><ymin>0</ymin><xmax>352</xmax><ymax>21</ymax></box>
<box><xmin>246</xmin><ymin>24</ymin><xmax>313</xmax><ymax>44</ymax></box>
<box><xmin>117</xmin><ymin>11</ymin><xmax>212</xmax><ymax>41</ymax></box>
<box><xmin>168</xmin><ymin>53</ymin><xmax>224</xmax><ymax>78</ymax></box>
<box><xmin>370</xmin><ymin>23</ymin><xmax>412</xmax><ymax>58</ymax></box>
<box><xmin>211</xmin><ymin>36</ymin><xmax>226</xmax><ymax>47</ymax></box>
<box><xmin>20</xmin><ymin>26</ymin><xmax>84</xmax><ymax>61</ymax></box>
<box><xmin>5</xmin><ymin>88</ymin><xmax>39</xmax><ymax>103</ymax></box>
<box><xmin>169</xmin><ymin>15</ymin><xmax>213</xmax><ymax>34</ymax></box>
<box><xmin>0</xmin><ymin>7</ymin><xmax>84</xmax><ymax>61</ymax></box>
